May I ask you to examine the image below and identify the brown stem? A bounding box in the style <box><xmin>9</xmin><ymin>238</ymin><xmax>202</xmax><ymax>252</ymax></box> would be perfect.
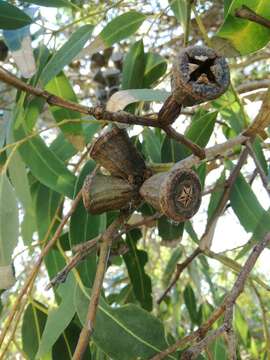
<box><xmin>163</xmin><ymin>125</ymin><xmax>205</xmax><ymax>159</ymax></box>
<box><xmin>235</xmin><ymin>5</ymin><xmax>270</xmax><ymax>29</ymax></box>
<box><xmin>72</xmin><ymin>212</ymin><xmax>130</xmax><ymax>360</ymax></box>
<box><xmin>0</xmin><ymin>67</ymin><xmax>209</xmax><ymax>159</ymax></box>
<box><xmin>157</xmin><ymin>247</ymin><xmax>202</xmax><ymax>304</ymax></box>
<box><xmin>0</xmin><ymin>67</ymin><xmax>157</xmax><ymax>127</ymax></box>
<box><xmin>200</xmin><ymin>147</ymin><xmax>249</xmax><ymax>250</ymax></box>
<box><xmin>47</xmin><ymin>213</ymin><xmax>161</xmax><ymax>289</ymax></box>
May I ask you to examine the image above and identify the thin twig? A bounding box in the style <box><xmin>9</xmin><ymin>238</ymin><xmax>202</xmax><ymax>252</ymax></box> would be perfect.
<box><xmin>47</xmin><ymin>213</ymin><xmax>161</xmax><ymax>289</ymax></box>
<box><xmin>163</xmin><ymin>125</ymin><xmax>205</xmax><ymax>159</ymax></box>
<box><xmin>235</xmin><ymin>5</ymin><xmax>270</xmax><ymax>29</ymax></box>
<box><xmin>157</xmin><ymin>247</ymin><xmax>202</xmax><ymax>304</ymax></box>
<box><xmin>200</xmin><ymin>147</ymin><xmax>249</xmax><ymax>250</ymax></box>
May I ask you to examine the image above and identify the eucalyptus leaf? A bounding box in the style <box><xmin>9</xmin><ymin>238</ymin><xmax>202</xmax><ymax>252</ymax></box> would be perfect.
<box><xmin>123</xmin><ymin>229</ymin><xmax>153</xmax><ymax>311</ymax></box>
<box><xmin>215</xmin><ymin>0</ymin><xmax>270</xmax><ymax>55</ymax></box>
<box><xmin>40</xmin><ymin>25</ymin><xmax>94</xmax><ymax>86</ymax></box>
<box><xmin>75</xmin><ymin>285</ymin><xmax>176</xmax><ymax>360</ymax></box>
<box><xmin>0</xmin><ymin>1</ymin><xmax>32</xmax><ymax>30</ymax></box>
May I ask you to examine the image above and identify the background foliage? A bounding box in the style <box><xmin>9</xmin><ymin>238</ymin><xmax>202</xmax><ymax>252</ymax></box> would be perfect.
<box><xmin>0</xmin><ymin>1</ymin><xmax>270</xmax><ymax>359</ymax></box>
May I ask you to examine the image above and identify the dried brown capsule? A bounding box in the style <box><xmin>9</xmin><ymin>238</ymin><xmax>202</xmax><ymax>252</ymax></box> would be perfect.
<box><xmin>82</xmin><ymin>173</ymin><xmax>139</xmax><ymax>214</ymax></box>
<box><xmin>158</xmin><ymin>45</ymin><xmax>230</xmax><ymax>125</ymax></box>
<box><xmin>89</xmin><ymin>126</ymin><xmax>150</xmax><ymax>186</ymax></box>
<box><xmin>140</xmin><ymin>168</ymin><xmax>202</xmax><ymax>222</ymax></box>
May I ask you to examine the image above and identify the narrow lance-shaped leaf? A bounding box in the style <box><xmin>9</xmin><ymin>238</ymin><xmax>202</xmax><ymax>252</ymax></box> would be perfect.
<box><xmin>37</xmin><ymin>275</ymin><xmax>76</xmax><ymax>358</ymax></box>
<box><xmin>13</xmin><ymin>107</ymin><xmax>76</xmax><ymax>198</ymax></box>
<box><xmin>0</xmin><ymin>174</ymin><xmax>19</xmax><ymax>289</ymax></box>
<box><xmin>143</xmin><ymin>52</ymin><xmax>167</xmax><ymax>88</ymax></box>
<box><xmin>79</xmin><ymin>12</ymin><xmax>147</xmax><ymax>58</ymax></box>
<box><xmin>40</xmin><ymin>24</ymin><xmax>94</xmax><ymax>86</ymax></box>
<box><xmin>183</xmin><ymin>284</ymin><xmax>200</xmax><ymax>325</ymax></box>
<box><xmin>122</xmin><ymin>40</ymin><xmax>145</xmax><ymax>90</ymax></box>
<box><xmin>0</xmin><ymin>1</ymin><xmax>33</xmax><ymax>30</ymax></box>
<box><xmin>230</xmin><ymin>172</ymin><xmax>265</xmax><ymax>232</ymax></box>
<box><xmin>22</xmin><ymin>300</ymin><xmax>48</xmax><ymax>360</ymax></box>
<box><xmin>123</xmin><ymin>229</ymin><xmax>153</xmax><ymax>311</ymax></box>
<box><xmin>45</xmin><ymin>72</ymin><xmax>85</xmax><ymax>151</ymax></box>
<box><xmin>23</xmin><ymin>0</ymin><xmax>72</xmax><ymax>7</ymax></box>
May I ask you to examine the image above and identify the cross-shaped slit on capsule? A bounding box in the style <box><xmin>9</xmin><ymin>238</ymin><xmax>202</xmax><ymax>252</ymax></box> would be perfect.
<box><xmin>187</xmin><ymin>55</ymin><xmax>217</xmax><ymax>85</ymax></box>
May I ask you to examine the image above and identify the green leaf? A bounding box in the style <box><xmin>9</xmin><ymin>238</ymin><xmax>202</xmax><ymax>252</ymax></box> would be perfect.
<box><xmin>52</xmin><ymin>319</ymin><xmax>92</xmax><ymax>359</ymax></box>
<box><xmin>207</xmin><ymin>170</ymin><xmax>226</xmax><ymax>222</ymax></box>
<box><xmin>13</xmin><ymin>108</ymin><xmax>76</xmax><ymax>198</ymax></box>
<box><xmin>183</xmin><ymin>284</ymin><xmax>199</xmax><ymax>325</ymax></box>
<box><xmin>213</xmin><ymin>89</ymin><xmax>247</xmax><ymax>133</ymax></box>
<box><xmin>209</xmin><ymin>338</ymin><xmax>228</xmax><ymax>359</ymax></box>
<box><xmin>69</xmin><ymin>161</ymin><xmax>106</xmax><ymax>286</ymax></box>
<box><xmin>81</xmin><ymin>12</ymin><xmax>146</xmax><ymax>58</ymax></box>
<box><xmin>143</xmin><ymin>52</ymin><xmax>167</xmax><ymax>88</ymax></box>
<box><xmin>0</xmin><ymin>1</ymin><xmax>33</xmax><ymax>30</ymax></box>
<box><xmin>158</xmin><ymin>216</ymin><xmax>184</xmax><ymax>244</ymax></box>
<box><xmin>143</xmin><ymin>128</ymin><xmax>162</xmax><ymax>163</ymax></box>
<box><xmin>169</xmin><ymin>0</ymin><xmax>187</xmax><ymax>26</ymax></box>
<box><xmin>23</xmin><ymin>0</ymin><xmax>72</xmax><ymax>7</ymax></box>
<box><xmin>75</xmin><ymin>285</ymin><xmax>176</xmax><ymax>360</ymax></box>
<box><xmin>252</xmin><ymin>137</ymin><xmax>268</xmax><ymax>175</ymax></box>
<box><xmin>230</xmin><ymin>172</ymin><xmax>265</xmax><ymax>232</ymax></box>
<box><xmin>123</xmin><ymin>229</ymin><xmax>153</xmax><ymax>311</ymax></box>
<box><xmin>0</xmin><ymin>174</ymin><xmax>19</xmax><ymax>266</ymax></box>
<box><xmin>45</xmin><ymin>72</ymin><xmax>84</xmax><ymax>150</ymax></box>
<box><xmin>22</xmin><ymin>300</ymin><xmax>47</xmax><ymax>360</ymax></box>
<box><xmin>162</xmin><ymin>247</ymin><xmax>182</xmax><ymax>286</ymax></box>
<box><xmin>122</xmin><ymin>40</ymin><xmax>145</xmax><ymax>90</ymax></box>
<box><xmin>99</xmin><ymin>11</ymin><xmax>146</xmax><ymax>47</ymax></box>
<box><xmin>7</xmin><ymin>147</ymin><xmax>35</xmax><ymax>245</ymax></box>
<box><xmin>40</xmin><ymin>24</ymin><xmax>94</xmax><ymax>86</ymax></box>
<box><xmin>234</xmin><ymin>306</ymin><xmax>249</xmax><ymax>345</ymax></box>
<box><xmin>216</xmin><ymin>0</ymin><xmax>270</xmax><ymax>55</ymax></box>
<box><xmin>49</xmin><ymin>123</ymin><xmax>100</xmax><ymax>161</ymax></box>
<box><xmin>37</xmin><ymin>275</ymin><xmax>76</xmax><ymax>358</ymax></box>
<box><xmin>32</xmin><ymin>182</ymin><xmax>62</xmax><ymax>240</ymax></box>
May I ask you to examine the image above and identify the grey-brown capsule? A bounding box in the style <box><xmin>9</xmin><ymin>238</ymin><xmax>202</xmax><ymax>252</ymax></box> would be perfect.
<box><xmin>89</xmin><ymin>126</ymin><xmax>150</xmax><ymax>186</ymax></box>
<box><xmin>158</xmin><ymin>45</ymin><xmax>230</xmax><ymax>125</ymax></box>
<box><xmin>140</xmin><ymin>168</ymin><xmax>202</xmax><ymax>222</ymax></box>
<box><xmin>82</xmin><ymin>173</ymin><xmax>139</xmax><ymax>214</ymax></box>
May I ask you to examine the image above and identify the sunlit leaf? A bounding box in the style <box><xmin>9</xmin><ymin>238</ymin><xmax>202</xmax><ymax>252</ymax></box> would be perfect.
<box><xmin>215</xmin><ymin>0</ymin><xmax>270</xmax><ymax>55</ymax></box>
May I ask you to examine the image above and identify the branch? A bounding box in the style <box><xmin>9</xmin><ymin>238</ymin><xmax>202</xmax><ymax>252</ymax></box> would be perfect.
<box><xmin>200</xmin><ymin>147</ymin><xmax>249</xmax><ymax>250</ymax></box>
<box><xmin>0</xmin><ymin>67</ymin><xmax>204</xmax><ymax>158</ymax></box>
<box><xmin>235</xmin><ymin>5</ymin><xmax>270</xmax><ymax>29</ymax></box>
<box><xmin>72</xmin><ymin>212</ymin><xmax>131</xmax><ymax>360</ymax></box>
<box><xmin>150</xmin><ymin>233</ymin><xmax>270</xmax><ymax>360</ymax></box>
<box><xmin>157</xmin><ymin>247</ymin><xmax>202</xmax><ymax>304</ymax></box>
<box><xmin>47</xmin><ymin>213</ymin><xmax>161</xmax><ymax>289</ymax></box>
